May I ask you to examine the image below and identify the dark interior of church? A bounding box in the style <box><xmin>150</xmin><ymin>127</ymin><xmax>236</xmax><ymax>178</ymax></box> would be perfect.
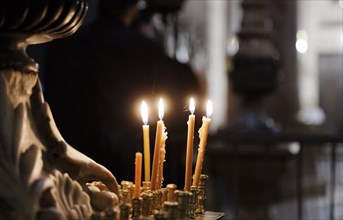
<box><xmin>0</xmin><ymin>0</ymin><xmax>342</xmax><ymax>219</ymax></box>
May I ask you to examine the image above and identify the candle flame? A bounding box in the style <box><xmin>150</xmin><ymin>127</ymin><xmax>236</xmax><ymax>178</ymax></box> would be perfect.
<box><xmin>141</xmin><ymin>100</ymin><xmax>148</xmax><ymax>125</ymax></box>
<box><xmin>189</xmin><ymin>98</ymin><xmax>195</xmax><ymax>114</ymax></box>
<box><xmin>206</xmin><ymin>100</ymin><xmax>213</xmax><ymax>118</ymax></box>
<box><xmin>158</xmin><ymin>98</ymin><xmax>164</xmax><ymax>120</ymax></box>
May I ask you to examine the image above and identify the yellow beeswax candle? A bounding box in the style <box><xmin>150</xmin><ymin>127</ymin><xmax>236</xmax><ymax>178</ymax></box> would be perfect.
<box><xmin>151</xmin><ymin>98</ymin><xmax>164</xmax><ymax>190</ymax></box>
<box><xmin>192</xmin><ymin>100</ymin><xmax>212</xmax><ymax>187</ymax></box>
<box><xmin>141</xmin><ymin>101</ymin><xmax>151</xmax><ymax>182</ymax></box>
<box><xmin>134</xmin><ymin>152</ymin><xmax>142</xmax><ymax>198</ymax></box>
<box><xmin>184</xmin><ymin>98</ymin><xmax>195</xmax><ymax>191</ymax></box>
<box><xmin>156</xmin><ymin>124</ymin><xmax>167</xmax><ymax>189</ymax></box>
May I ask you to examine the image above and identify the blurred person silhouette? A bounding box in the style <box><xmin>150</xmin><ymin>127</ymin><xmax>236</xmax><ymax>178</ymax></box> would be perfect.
<box><xmin>43</xmin><ymin>0</ymin><xmax>203</xmax><ymax>184</ymax></box>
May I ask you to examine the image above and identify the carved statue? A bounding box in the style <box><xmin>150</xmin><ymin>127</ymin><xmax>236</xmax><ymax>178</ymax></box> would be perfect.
<box><xmin>0</xmin><ymin>0</ymin><xmax>121</xmax><ymax>219</ymax></box>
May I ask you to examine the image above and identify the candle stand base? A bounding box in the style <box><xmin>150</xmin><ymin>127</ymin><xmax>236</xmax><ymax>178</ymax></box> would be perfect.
<box><xmin>196</xmin><ymin>211</ymin><xmax>225</xmax><ymax>220</ymax></box>
<box><xmin>112</xmin><ymin>176</ymin><xmax>223</xmax><ymax>220</ymax></box>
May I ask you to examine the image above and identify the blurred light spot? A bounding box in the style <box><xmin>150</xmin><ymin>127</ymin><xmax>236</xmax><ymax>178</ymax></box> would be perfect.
<box><xmin>297</xmin><ymin>106</ymin><xmax>325</xmax><ymax>125</ymax></box>
<box><xmin>296</xmin><ymin>30</ymin><xmax>309</xmax><ymax>54</ymax></box>
<box><xmin>137</xmin><ymin>0</ymin><xmax>147</xmax><ymax>10</ymax></box>
<box><xmin>226</xmin><ymin>35</ymin><xmax>239</xmax><ymax>56</ymax></box>
<box><xmin>176</xmin><ymin>46</ymin><xmax>190</xmax><ymax>63</ymax></box>
<box><xmin>289</xmin><ymin>142</ymin><xmax>300</xmax><ymax>154</ymax></box>
<box><xmin>296</xmin><ymin>39</ymin><xmax>308</xmax><ymax>53</ymax></box>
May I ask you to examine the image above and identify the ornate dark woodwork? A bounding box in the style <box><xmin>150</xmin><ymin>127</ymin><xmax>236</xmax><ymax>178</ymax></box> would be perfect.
<box><xmin>0</xmin><ymin>0</ymin><xmax>121</xmax><ymax>219</ymax></box>
<box><xmin>226</xmin><ymin>0</ymin><xmax>280</xmax><ymax>133</ymax></box>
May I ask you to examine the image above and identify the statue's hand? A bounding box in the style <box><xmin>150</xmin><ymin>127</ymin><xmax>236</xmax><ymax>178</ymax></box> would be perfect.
<box><xmin>31</xmin><ymin>80</ymin><xmax>122</xmax><ymax>210</ymax></box>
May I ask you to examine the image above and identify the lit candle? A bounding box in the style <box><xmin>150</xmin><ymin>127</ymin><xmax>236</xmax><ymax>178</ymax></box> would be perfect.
<box><xmin>134</xmin><ymin>152</ymin><xmax>142</xmax><ymax>198</ymax></box>
<box><xmin>151</xmin><ymin>98</ymin><xmax>164</xmax><ymax>190</ymax></box>
<box><xmin>184</xmin><ymin>98</ymin><xmax>195</xmax><ymax>191</ymax></box>
<box><xmin>156</xmin><ymin>123</ymin><xmax>167</xmax><ymax>189</ymax></box>
<box><xmin>141</xmin><ymin>101</ymin><xmax>150</xmax><ymax>182</ymax></box>
<box><xmin>192</xmin><ymin>100</ymin><xmax>212</xmax><ymax>187</ymax></box>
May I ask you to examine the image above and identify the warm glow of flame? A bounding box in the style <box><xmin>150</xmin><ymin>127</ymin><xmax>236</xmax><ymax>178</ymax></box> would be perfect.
<box><xmin>206</xmin><ymin>100</ymin><xmax>213</xmax><ymax>118</ymax></box>
<box><xmin>189</xmin><ymin>98</ymin><xmax>195</xmax><ymax>114</ymax></box>
<box><xmin>158</xmin><ymin>98</ymin><xmax>164</xmax><ymax>120</ymax></box>
<box><xmin>141</xmin><ymin>101</ymin><xmax>148</xmax><ymax>125</ymax></box>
